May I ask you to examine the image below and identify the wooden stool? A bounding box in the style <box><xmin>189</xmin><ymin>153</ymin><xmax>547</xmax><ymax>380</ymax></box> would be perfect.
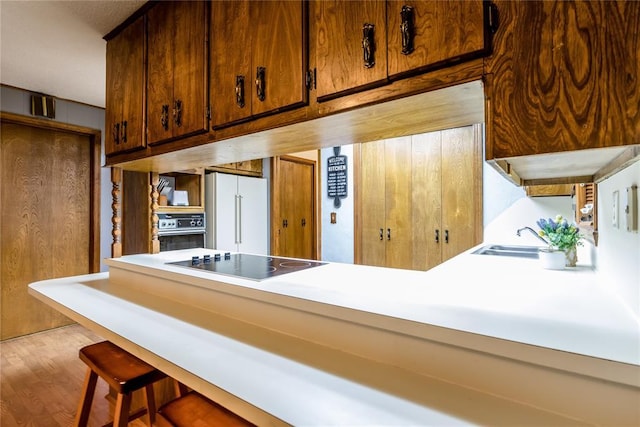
<box><xmin>74</xmin><ymin>341</ymin><xmax>167</xmax><ymax>427</ymax></box>
<box><xmin>157</xmin><ymin>391</ymin><xmax>255</xmax><ymax>427</ymax></box>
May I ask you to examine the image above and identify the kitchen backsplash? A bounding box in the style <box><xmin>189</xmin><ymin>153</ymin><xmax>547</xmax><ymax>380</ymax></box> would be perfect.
<box><xmin>484</xmin><ymin>160</ymin><xmax>639</xmax><ymax>318</ymax></box>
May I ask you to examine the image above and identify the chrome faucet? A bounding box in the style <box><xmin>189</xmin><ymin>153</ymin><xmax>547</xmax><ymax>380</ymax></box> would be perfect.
<box><xmin>516</xmin><ymin>226</ymin><xmax>549</xmax><ymax>246</ymax></box>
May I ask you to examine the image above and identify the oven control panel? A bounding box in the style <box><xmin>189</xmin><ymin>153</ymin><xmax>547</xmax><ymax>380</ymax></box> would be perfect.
<box><xmin>158</xmin><ymin>213</ymin><xmax>205</xmax><ymax>233</ymax></box>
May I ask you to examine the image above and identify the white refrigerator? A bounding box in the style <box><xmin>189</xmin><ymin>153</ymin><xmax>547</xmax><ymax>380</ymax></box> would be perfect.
<box><xmin>205</xmin><ymin>172</ymin><xmax>268</xmax><ymax>254</ymax></box>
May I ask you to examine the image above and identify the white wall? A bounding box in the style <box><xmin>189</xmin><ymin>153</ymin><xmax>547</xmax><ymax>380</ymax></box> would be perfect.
<box><xmin>483</xmin><ymin>159</ymin><xmax>640</xmax><ymax>317</ymax></box>
<box><xmin>320</xmin><ymin>145</ymin><xmax>354</xmax><ymax>264</ymax></box>
<box><xmin>595</xmin><ymin>161</ymin><xmax>640</xmax><ymax>317</ymax></box>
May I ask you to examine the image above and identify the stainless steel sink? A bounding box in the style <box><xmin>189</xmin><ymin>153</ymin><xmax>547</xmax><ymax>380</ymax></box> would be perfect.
<box><xmin>472</xmin><ymin>244</ymin><xmax>541</xmax><ymax>259</ymax></box>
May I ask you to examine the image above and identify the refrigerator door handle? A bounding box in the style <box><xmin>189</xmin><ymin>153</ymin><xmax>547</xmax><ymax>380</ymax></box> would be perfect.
<box><xmin>237</xmin><ymin>195</ymin><xmax>242</xmax><ymax>244</ymax></box>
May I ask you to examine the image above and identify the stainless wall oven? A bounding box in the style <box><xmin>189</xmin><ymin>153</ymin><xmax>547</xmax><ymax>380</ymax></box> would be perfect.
<box><xmin>157</xmin><ymin>213</ymin><xmax>206</xmax><ymax>252</ymax></box>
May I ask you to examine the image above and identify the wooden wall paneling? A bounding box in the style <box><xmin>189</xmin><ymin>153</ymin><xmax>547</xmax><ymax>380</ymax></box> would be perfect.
<box><xmin>122</xmin><ymin>171</ymin><xmax>151</xmax><ymax>255</ymax></box>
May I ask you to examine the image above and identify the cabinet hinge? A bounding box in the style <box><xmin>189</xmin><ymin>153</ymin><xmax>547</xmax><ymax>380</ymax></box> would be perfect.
<box><xmin>488</xmin><ymin>2</ymin><xmax>499</xmax><ymax>34</ymax></box>
<box><xmin>305</xmin><ymin>68</ymin><xmax>316</xmax><ymax>90</ymax></box>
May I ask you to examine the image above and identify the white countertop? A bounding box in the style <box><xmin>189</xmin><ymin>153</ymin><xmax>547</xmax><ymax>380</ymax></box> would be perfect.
<box><xmin>106</xmin><ymin>245</ymin><xmax>640</xmax><ymax>367</ymax></box>
<box><xmin>30</xmin><ymin>245</ymin><xmax>640</xmax><ymax>425</ymax></box>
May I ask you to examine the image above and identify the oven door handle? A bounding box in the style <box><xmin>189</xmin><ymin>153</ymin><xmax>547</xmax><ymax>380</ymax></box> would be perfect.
<box><xmin>157</xmin><ymin>229</ymin><xmax>206</xmax><ymax>236</ymax></box>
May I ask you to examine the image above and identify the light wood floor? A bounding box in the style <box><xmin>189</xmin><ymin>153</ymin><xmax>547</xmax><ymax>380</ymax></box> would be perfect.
<box><xmin>1</xmin><ymin>324</ymin><xmax>112</xmax><ymax>426</ymax></box>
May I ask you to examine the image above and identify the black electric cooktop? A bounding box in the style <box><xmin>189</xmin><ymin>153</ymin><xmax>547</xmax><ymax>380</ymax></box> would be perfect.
<box><xmin>167</xmin><ymin>253</ymin><xmax>326</xmax><ymax>281</ymax></box>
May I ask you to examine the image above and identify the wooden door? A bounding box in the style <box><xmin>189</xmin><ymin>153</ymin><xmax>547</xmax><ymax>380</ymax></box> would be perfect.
<box><xmin>441</xmin><ymin>125</ymin><xmax>482</xmax><ymax>262</ymax></box>
<box><xmin>210</xmin><ymin>0</ymin><xmax>252</xmax><ymax>127</ymax></box>
<box><xmin>315</xmin><ymin>0</ymin><xmax>388</xmax><ymax>101</ymax></box>
<box><xmin>148</xmin><ymin>1</ymin><xmax>208</xmax><ymax>144</ymax></box>
<box><xmin>359</xmin><ymin>141</ymin><xmax>386</xmax><ymax>267</ymax></box>
<box><xmin>411</xmin><ymin>131</ymin><xmax>442</xmax><ymax>271</ymax></box>
<box><xmin>251</xmin><ymin>0</ymin><xmax>307</xmax><ymax>116</ymax></box>
<box><xmin>273</xmin><ymin>157</ymin><xmax>316</xmax><ymax>259</ymax></box>
<box><xmin>105</xmin><ymin>16</ymin><xmax>145</xmax><ymax>155</ymax></box>
<box><xmin>1</xmin><ymin>118</ymin><xmax>100</xmax><ymax>340</ymax></box>
<box><xmin>384</xmin><ymin>137</ymin><xmax>413</xmax><ymax>269</ymax></box>
<box><xmin>387</xmin><ymin>0</ymin><xmax>487</xmax><ymax>79</ymax></box>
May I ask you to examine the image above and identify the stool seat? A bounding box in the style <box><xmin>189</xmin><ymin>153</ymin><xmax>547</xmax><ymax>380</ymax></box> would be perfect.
<box><xmin>75</xmin><ymin>341</ymin><xmax>167</xmax><ymax>427</ymax></box>
<box><xmin>157</xmin><ymin>391</ymin><xmax>254</xmax><ymax>427</ymax></box>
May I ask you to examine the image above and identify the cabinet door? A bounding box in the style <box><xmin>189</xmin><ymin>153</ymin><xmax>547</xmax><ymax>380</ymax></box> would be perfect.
<box><xmin>148</xmin><ymin>1</ymin><xmax>208</xmax><ymax>145</ymax></box>
<box><xmin>387</xmin><ymin>0</ymin><xmax>487</xmax><ymax>79</ymax></box>
<box><xmin>210</xmin><ymin>0</ymin><xmax>252</xmax><ymax>127</ymax></box>
<box><xmin>147</xmin><ymin>2</ymin><xmax>174</xmax><ymax>144</ymax></box>
<box><xmin>315</xmin><ymin>0</ymin><xmax>388</xmax><ymax>101</ymax></box>
<box><xmin>440</xmin><ymin>126</ymin><xmax>481</xmax><ymax>263</ymax></box>
<box><xmin>384</xmin><ymin>137</ymin><xmax>413</xmax><ymax>269</ymax></box>
<box><xmin>106</xmin><ymin>16</ymin><xmax>145</xmax><ymax>156</ymax></box>
<box><xmin>251</xmin><ymin>1</ymin><xmax>307</xmax><ymax>116</ymax></box>
<box><xmin>172</xmin><ymin>0</ymin><xmax>208</xmax><ymax>139</ymax></box>
<box><xmin>485</xmin><ymin>0</ymin><xmax>640</xmax><ymax>159</ymax></box>
<box><xmin>411</xmin><ymin>131</ymin><xmax>442</xmax><ymax>271</ymax></box>
<box><xmin>359</xmin><ymin>141</ymin><xmax>386</xmax><ymax>267</ymax></box>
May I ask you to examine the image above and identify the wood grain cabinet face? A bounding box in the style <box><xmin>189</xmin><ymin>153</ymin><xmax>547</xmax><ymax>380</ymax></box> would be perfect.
<box><xmin>315</xmin><ymin>0</ymin><xmax>388</xmax><ymax>101</ymax></box>
<box><xmin>210</xmin><ymin>0</ymin><xmax>308</xmax><ymax>129</ymax></box>
<box><xmin>147</xmin><ymin>1</ymin><xmax>209</xmax><ymax>146</ymax></box>
<box><xmin>105</xmin><ymin>16</ymin><xmax>145</xmax><ymax>156</ymax></box>
<box><xmin>315</xmin><ymin>0</ymin><xmax>488</xmax><ymax>101</ymax></box>
<box><xmin>387</xmin><ymin>0</ymin><xmax>488</xmax><ymax>79</ymax></box>
<box><xmin>485</xmin><ymin>0</ymin><xmax>640</xmax><ymax>160</ymax></box>
<box><xmin>358</xmin><ymin>125</ymin><xmax>482</xmax><ymax>271</ymax></box>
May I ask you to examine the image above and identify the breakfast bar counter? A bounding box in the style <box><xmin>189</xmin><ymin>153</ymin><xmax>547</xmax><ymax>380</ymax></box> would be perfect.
<box><xmin>29</xmin><ymin>247</ymin><xmax>640</xmax><ymax>426</ymax></box>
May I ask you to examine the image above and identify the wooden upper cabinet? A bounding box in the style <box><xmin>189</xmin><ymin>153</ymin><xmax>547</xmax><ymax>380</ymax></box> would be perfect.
<box><xmin>315</xmin><ymin>0</ymin><xmax>388</xmax><ymax>101</ymax></box>
<box><xmin>387</xmin><ymin>0</ymin><xmax>488</xmax><ymax>79</ymax></box>
<box><xmin>485</xmin><ymin>0</ymin><xmax>640</xmax><ymax>160</ymax></box>
<box><xmin>211</xmin><ymin>0</ymin><xmax>308</xmax><ymax>129</ymax></box>
<box><xmin>147</xmin><ymin>1</ymin><xmax>208</xmax><ymax>145</ymax></box>
<box><xmin>105</xmin><ymin>16</ymin><xmax>145</xmax><ymax>156</ymax></box>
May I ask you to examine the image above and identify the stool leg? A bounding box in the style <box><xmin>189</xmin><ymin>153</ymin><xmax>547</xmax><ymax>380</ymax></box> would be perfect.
<box><xmin>74</xmin><ymin>368</ymin><xmax>98</xmax><ymax>427</ymax></box>
<box><xmin>112</xmin><ymin>392</ymin><xmax>133</xmax><ymax>427</ymax></box>
<box><xmin>143</xmin><ymin>384</ymin><xmax>157</xmax><ymax>427</ymax></box>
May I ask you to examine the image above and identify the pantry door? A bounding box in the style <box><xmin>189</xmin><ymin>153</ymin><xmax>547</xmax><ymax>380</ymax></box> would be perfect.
<box><xmin>271</xmin><ymin>155</ymin><xmax>317</xmax><ymax>259</ymax></box>
<box><xmin>0</xmin><ymin>113</ymin><xmax>100</xmax><ymax>340</ymax></box>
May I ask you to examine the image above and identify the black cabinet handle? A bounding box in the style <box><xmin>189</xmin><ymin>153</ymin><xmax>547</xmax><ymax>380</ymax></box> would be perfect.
<box><xmin>400</xmin><ymin>5</ymin><xmax>414</xmax><ymax>55</ymax></box>
<box><xmin>173</xmin><ymin>99</ymin><xmax>182</xmax><ymax>127</ymax></box>
<box><xmin>235</xmin><ymin>75</ymin><xmax>245</xmax><ymax>108</ymax></box>
<box><xmin>113</xmin><ymin>122</ymin><xmax>120</xmax><ymax>145</ymax></box>
<box><xmin>362</xmin><ymin>23</ymin><xmax>375</xmax><ymax>68</ymax></box>
<box><xmin>387</xmin><ymin>228</ymin><xmax>391</xmax><ymax>240</ymax></box>
<box><xmin>121</xmin><ymin>120</ymin><xmax>127</xmax><ymax>143</ymax></box>
<box><xmin>255</xmin><ymin>67</ymin><xmax>266</xmax><ymax>102</ymax></box>
<box><xmin>302</xmin><ymin>218</ymin><xmax>306</xmax><ymax>227</ymax></box>
<box><xmin>161</xmin><ymin>104</ymin><xmax>169</xmax><ymax>130</ymax></box>
<box><xmin>379</xmin><ymin>228</ymin><xmax>384</xmax><ymax>240</ymax></box>
<box><xmin>445</xmin><ymin>229</ymin><xmax>449</xmax><ymax>244</ymax></box>
<box><xmin>435</xmin><ymin>229</ymin><xmax>439</xmax><ymax>243</ymax></box>
<box><xmin>283</xmin><ymin>219</ymin><xmax>288</xmax><ymax>228</ymax></box>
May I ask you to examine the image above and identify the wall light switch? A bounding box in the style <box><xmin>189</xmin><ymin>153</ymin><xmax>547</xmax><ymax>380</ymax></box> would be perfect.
<box><xmin>330</xmin><ymin>212</ymin><xmax>337</xmax><ymax>224</ymax></box>
<box><xmin>613</xmin><ymin>190</ymin><xmax>619</xmax><ymax>228</ymax></box>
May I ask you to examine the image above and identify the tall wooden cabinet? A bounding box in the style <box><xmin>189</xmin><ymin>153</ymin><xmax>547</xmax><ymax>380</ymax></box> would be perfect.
<box><xmin>105</xmin><ymin>15</ymin><xmax>145</xmax><ymax>156</ymax></box>
<box><xmin>359</xmin><ymin>137</ymin><xmax>413</xmax><ymax>269</ymax></box>
<box><xmin>358</xmin><ymin>125</ymin><xmax>482</xmax><ymax>271</ymax></box>
<box><xmin>210</xmin><ymin>0</ymin><xmax>308</xmax><ymax>128</ymax></box>
<box><xmin>146</xmin><ymin>0</ymin><xmax>208</xmax><ymax>145</ymax></box>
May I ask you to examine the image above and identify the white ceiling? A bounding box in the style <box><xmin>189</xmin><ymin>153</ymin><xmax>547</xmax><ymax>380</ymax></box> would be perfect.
<box><xmin>1</xmin><ymin>0</ymin><xmax>147</xmax><ymax>108</ymax></box>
